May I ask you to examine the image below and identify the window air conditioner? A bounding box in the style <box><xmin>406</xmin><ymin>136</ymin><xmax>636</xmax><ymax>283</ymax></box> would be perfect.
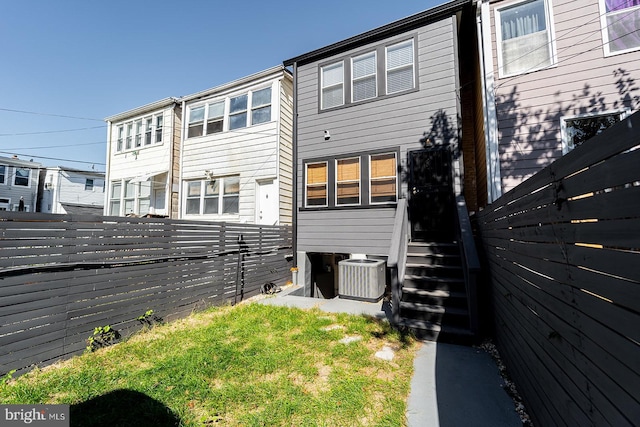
<box><xmin>338</xmin><ymin>259</ymin><xmax>386</xmax><ymax>302</ymax></box>
<box><xmin>44</xmin><ymin>182</ymin><xmax>52</xmax><ymax>190</ymax></box>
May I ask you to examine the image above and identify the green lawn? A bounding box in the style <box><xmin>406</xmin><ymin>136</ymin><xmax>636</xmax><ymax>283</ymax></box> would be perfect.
<box><xmin>1</xmin><ymin>302</ymin><xmax>418</xmax><ymax>426</ymax></box>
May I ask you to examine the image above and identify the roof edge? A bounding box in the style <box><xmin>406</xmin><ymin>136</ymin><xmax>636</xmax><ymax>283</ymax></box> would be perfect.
<box><xmin>104</xmin><ymin>97</ymin><xmax>179</xmax><ymax>123</ymax></box>
<box><xmin>284</xmin><ymin>0</ymin><xmax>469</xmax><ymax>66</ymax></box>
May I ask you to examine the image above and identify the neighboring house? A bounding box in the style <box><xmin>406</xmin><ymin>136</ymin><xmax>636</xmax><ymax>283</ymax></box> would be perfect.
<box><xmin>104</xmin><ymin>98</ymin><xmax>182</xmax><ymax>218</ymax></box>
<box><xmin>476</xmin><ymin>0</ymin><xmax>640</xmax><ymax>198</ymax></box>
<box><xmin>284</xmin><ymin>0</ymin><xmax>478</xmax><ymax>297</ymax></box>
<box><xmin>179</xmin><ymin>65</ymin><xmax>293</xmax><ymax>225</ymax></box>
<box><xmin>0</xmin><ymin>155</ymin><xmax>41</xmax><ymax>212</ymax></box>
<box><xmin>38</xmin><ymin>167</ymin><xmax>105</xmax><ymax>215</ymax></box>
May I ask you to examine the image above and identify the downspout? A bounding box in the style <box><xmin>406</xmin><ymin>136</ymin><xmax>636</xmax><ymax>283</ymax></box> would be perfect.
<box><xmin>275</xmin><ymin>77</ymin><xmax>282</xmax><ymax>225</ymax></box>
<box><xmin>291</xmin><ymin>62</ymin><xmax>298</xmax><ymax>269</ymax></box>
<box><xmin>104</xmin><ymin>121</ymin><xmax>112</xmax><ymax>215</ymax></box>
<box><xmin>476</xmin><ymin>0</ymin><xmax>502</xmax><ymax>202</ymax></box>
<box><xmin>178</xmin><ymin>99</ymin><xmax>187</xmax><ymax>219</ymax></box>
<box><xmin>169</xmin><ymin>101</ymin><xmax>176</xmax><ymax>218</ymax></box>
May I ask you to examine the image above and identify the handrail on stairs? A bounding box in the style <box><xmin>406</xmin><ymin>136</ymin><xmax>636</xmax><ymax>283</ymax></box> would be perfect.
<box><xmin>388</xmin><ymin>199</ymin><xmax>409</xmax><ymax>326</ymax></box>
<box><xmin>454</xmin><ymin>194</ymin><xmax>481</xmax><ymax>337</ymax></box>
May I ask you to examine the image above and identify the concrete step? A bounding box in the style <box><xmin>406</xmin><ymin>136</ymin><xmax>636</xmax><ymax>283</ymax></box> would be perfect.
<box><xmin>403</xmin><ymin>275</ymin><xmax>466</xmax><ymax>293</ymax></box>
<box><xmin>406</xmin><ymin>253</ymin><xmax>461</xmax><ymax>266</ymax></box>
<box><xmin>401</xmin><ymin>287</ymin><xmax>467</xmax><ymax>306</ymax></box>
<box><xmin>398</xmin><ymin>318</ymin><xmax>474</xmax><ymax>344</ymax></box>
<box><xmin>408</xmin><ymin>242</ymin><xmax>459</xmax><ymax>256</ymax></box>
<box><xmin>405</xmin><ymin>263</ymin><xmax>463</xmax><ymax>278</ymax></box>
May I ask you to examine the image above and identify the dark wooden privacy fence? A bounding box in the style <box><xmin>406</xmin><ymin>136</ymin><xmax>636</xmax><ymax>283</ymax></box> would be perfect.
<box><xmin>476</xmin><ymin>112</ymin><xmax>640</xmax><ymax>426</ymax></box>
<box><xmin>0</xmin><ymin>213</ymin><xmax>292</xmax><ymax>376</ymax></box>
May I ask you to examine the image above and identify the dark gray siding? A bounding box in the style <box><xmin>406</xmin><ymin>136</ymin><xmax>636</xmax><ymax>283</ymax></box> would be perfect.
<box><xmin>296</xmin><ymin>16</ymin><xmax>460</xmax><ymax>255</ymax></box>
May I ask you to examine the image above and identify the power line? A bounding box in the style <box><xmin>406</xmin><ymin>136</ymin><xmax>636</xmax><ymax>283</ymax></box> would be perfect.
<box><xmin>0</xmin><ymin>125</ymin><xmax>106</xmax><ymax>137</ymax></box>
<box><xmin>0</xmin><ymin>151</ymin><xmax>105</xmax><ymax>166</ymax></box>
<box><xmin>0</xmin><ymin>107</ymin><xmax>103</xmax><ymax>122</ymax></box>
<box><xmin>2</xmin><ymin>141</ymin><xmax>106</xmax><ymax>150</ymax></box>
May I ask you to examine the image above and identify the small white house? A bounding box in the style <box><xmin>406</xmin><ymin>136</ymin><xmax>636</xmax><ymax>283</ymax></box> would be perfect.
<box><xmin>0</xmin><ymin>155</ymin><xmax>41</xmax><ymax>212</ymax></box>
<box><xmin>179</xmin><ymin>65</ymin><xmax>293</xmax><ymax>225</ymax></box>
<box><xmin>38</xmin><ymin>167</ymin><xmax>105</xmax><ymax>215</ymax></box>
<box><xmin>104</xmin><ymin>98</ymin><xmax>182</xmax><ymax>218</ymax></box>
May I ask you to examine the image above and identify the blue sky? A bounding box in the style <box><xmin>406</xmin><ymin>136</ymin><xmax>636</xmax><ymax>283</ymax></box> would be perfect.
<box><xmin>0</xmin><ymin>0</ymin><xmax>445</xmax><ymax>172</ymax></box>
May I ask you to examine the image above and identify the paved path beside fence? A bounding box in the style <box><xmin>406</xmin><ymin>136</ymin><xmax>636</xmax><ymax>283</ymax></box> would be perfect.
<box><xmin>257</xmin><ymin>285</ymin><xmax>521</xmax><ymax>427</ymax></box>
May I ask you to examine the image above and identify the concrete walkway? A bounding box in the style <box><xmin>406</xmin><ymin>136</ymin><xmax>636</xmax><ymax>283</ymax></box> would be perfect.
<box><xmin>257</xmin><ymin>285</ymin><xmax>522</xmax><ymax>427</ymax></box>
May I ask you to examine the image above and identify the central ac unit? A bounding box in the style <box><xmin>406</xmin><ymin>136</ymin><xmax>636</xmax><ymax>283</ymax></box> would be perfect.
<box><xmin>338</xmin><ymin>259</ymin><xmax>386</xmax><ymax>302</ymax></box>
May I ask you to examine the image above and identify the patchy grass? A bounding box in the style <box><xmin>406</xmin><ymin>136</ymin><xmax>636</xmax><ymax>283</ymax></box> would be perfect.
<box><xmin>0</xmin><ymin>303</ymin><xmax>418</xmax><ymax>426</ymax></box>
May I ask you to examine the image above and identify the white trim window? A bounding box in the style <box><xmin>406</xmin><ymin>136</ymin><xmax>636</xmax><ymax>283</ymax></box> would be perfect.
<box><xmin>321</xmin><ymin>61</ymin><xmax>344</xmax><ymax>109</ymax></box>
<box><xmin>600</xmin><ymin>0</ymin><xmax>640</xmax><ymax>56</ymax></box>
<box><xmin>116</xmin><ymin>126</ymin><xmax>124</xmax><ymax>152</ymax></box>
<box><xmin>188</xmin><ymin>106</ymin><xmax>205</xmax><ymax>138</ymax></box>
<box><xmin>109</xmin><ymin>182</ymin><xmax>121</xmax><ymax>215</ymax></box>
<box><xmin>134</xmin><ymin>119</ymin><xmax>143</xmax><ymax>148</ymax></box>
<box><xmin>207</xmin><ymin>101</ymin><xmax>225</xmax><ymax>134</ymax></box>
<box><xmin>144</xmin><ymin>117</ymin><xmax>153</xmax><ymax>145</ymax></box>
<box><xmin>561</xmin><ymin>110</ymin><xmax>628</xmax><ymax>154</ymax></box>
<box><xmin>251</xmin><ymin>87</ymin><xmax>272</xmax><ymax>125</ymax></box>
<box><xmin>305</xmin><ymin>162</ymin><xmax>328</xmax><ymax>207</ymax></box>
<box><xmin>0</xmin><ymin>198</ymin><xmax>9</xmax><ymax>211</ymax></box>
<box><xmin>370</xmin><ymin>153</ymin><xmax>398</xmax><ymax>204</ymax></box>
<box><xmin>125</xmin><ymin>122</ymin><xmax>133</xmax><ymax>150</ymax></box>
<box><xmin>229</xmin><ymin>94</ymin><xmax>248</xmax><ymax>130</ymax></box>
<box><xmin>109</xmin><ymin>180</ymin><xmax>151</xmax><ymax>216</ymax></box>
<box><xmin>13</xmin><ymin>167</ymin><xmax>30</xmax><ymax>187</ymax></box>
<box><xmin>495</xmin><ymin>0</ymin><xmax>556</xmax><ymax>77</ymax></box>
<box><xmin>336</xmin><ymin>157</ymin><xmax>361</xmax><ymax>206</ymax></box>
<box><xmin>155</xmin><ymin>115</ymin><xmax>163</xmax><ymax>143</ymax></box>
<box><xmin>184</xmin><ymin>176</ymin><xmax>240</xmax><ymax>216</ymax></box>
<box><xmin>352</xmin><ymin>51</ymin><xmax>377</xmax><ymax>102</ymax></box>
<box><xmin>0</xmin><ymin>165</ymin><xmax>6</xmax><ymax>185</ymax></box>
<box><xmin>85</xmin><ymin>179</ymin><xmax>94</xmax><ymax>191</ymax></box>
<box><xmin>386</xmin><ymin>40</ymin><xmax>415</xmax><ymax>94</ymax></box>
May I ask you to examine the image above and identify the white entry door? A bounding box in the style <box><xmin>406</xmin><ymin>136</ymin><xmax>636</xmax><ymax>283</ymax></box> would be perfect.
<box><xmin>257</xmin><ymin>180</ymin><xmax>278</xmax><ymax>225</ymax></box>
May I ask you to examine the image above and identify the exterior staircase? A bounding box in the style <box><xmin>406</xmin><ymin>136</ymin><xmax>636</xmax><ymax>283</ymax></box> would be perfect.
<box><xmin>398</xmin><ymin>241</ymin><xmax>474</xmax><ymax>343</ymax></box>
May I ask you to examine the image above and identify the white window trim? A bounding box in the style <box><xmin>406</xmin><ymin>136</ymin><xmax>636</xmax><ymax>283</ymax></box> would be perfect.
<box><xmin>109</xmin><ymin>179</ymin><xmax>152</xmax><ymax>216</ymax></box>
<box><xmin>182</xmin><ymin>177</ymin><xmax>240</xmax><ymax>217</ymax></box>
<box><xmin>335</xmin><ymin>157</ymin><xmax>361</xmax><ymax>206</ymax></box>
<box><xmin>494</xmin><ymin>0</ymin><xmax>558</xmax><ymax>79</ymax></box>
<box><xmin>13</xmin><ymin>167</ymin><xmax>31</xmax><ymax>188</ymax></box>
<box><xmin>351</xmin><ymin>51</ymin><xmax>377</xmax><ymax>103</ymax></box>
<box><xmin>385</xmin><ymin>39</ymin><xmax>416</xmax><ymax>95</ymax></box>
<box><xmin>305</xmin><ymin>161</ymin><xmax>328</xmax><ymax>208</ymax></box>
<box><xmin>599</xmin><ymin>0</ymin><xmax>640</xmax><ymax>57</ymax></box>
<box><xmin>115</xmin><ymin>112</ymin><xmax>164</xmax><ymax>154</ymax></box>
<box><xmin>320</xmin><ymin>61</ymin><xmax>345</xmax><ymax>110</ymax></box>
<box><xmin>560</xmin><ymin>108</ymin><xmax>630</xmax><ymax>154</ymax></box>
<box><xmin>0</xmin><ymin>164</ymin><xmax>7</xmax><ymax>185</ymax></box>
<box><xmin>369</xmin><ymin>152</ymin><xmax>398</xmax><ymax>205</ymax></box>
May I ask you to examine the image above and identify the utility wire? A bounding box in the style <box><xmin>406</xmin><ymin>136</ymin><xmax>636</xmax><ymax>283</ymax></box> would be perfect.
<box><xmin>0</xmin><ymin>125</ymin><xmax>106</xmax><ymax>137</ymax></box>
<box><xmin>0</xmin><ymin>108</ymin><xmax>103</xmax><ymax>122</ymax></box>
<box><xmin>2</xmin><ymin>141</ymin><xmax>106</xmax><ymax>150</ymax></box>
<box><xmin>0</xmin><ymin>151</ymin><xmax>105</xmax><ymax>166</ymax></box>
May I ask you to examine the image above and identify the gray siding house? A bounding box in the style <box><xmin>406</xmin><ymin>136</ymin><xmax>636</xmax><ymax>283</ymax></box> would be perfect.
<box><xmin>285</xmin><ymin>0</ymin><xmax>477</xmax><ymax>300</ymax></box>
<box><xmin>0</xmin><ymin>155</ymin><xmax>41</xmax><ymax>212</ymax></box>
<box><xmin>477</xmin><ymin>0</ymin><xmax>640</xmax><ymax>198</ymax></box>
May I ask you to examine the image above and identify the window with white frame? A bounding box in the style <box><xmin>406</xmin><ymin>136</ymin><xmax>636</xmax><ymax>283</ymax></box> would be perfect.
<box><xmin>125</xmin><ymin>123</ymin><xmax>133</xmax><ymax>150</ymax></box>
<box><xmin>207</xmin><ymin>101</ymin><xmax>225</xmax><ymax>134</ymax></box>
<box><xmin>184</xmin><ymin>177</ymin><xmax>239</xmax><ymax>215</ymax></box>
<box><xmin>0</xmin><ymin>198</ymin><xmax>9</xmax><ymax>211</ymax></box>
<box><xmin>386</xmin><ymin>40</ymin><xmax>415</xmax><ymax>94</ymax></box>
<box><xmin>336</xmin><ymin>157</ymin><xmax>360</xmax><ymax>205</ymax></box>
<box><xmin>155</xmin><ymin>115</ymin><xmax>163</xmax><ymax>143</ymax></box>
<box><xmin>251</xmin><ymin>87</ymin><xmax>272</xmax><ymax>125</ymax></box>
<box><xmin>321</xmin><ymin>61</ymin><xmax>344</xmax><ymax>109</ymax></box>
<box><xmin>109</xmin><ymin>182</ymin><xmax>121</xmax><ymax>215</ymax></box>
<box><xmin>85</xmin><ymin>178</ymin><xmax>94</xmax><ymax>191</ymax></box>
<box><xmin>14</xmin><ymin>168</ymin><xmax>30</xmax><ymax>186</ymax></box>
<box><xmin>370</xmin><ymin>153</ymin><xmax>398</xmax><ymax>203</ymax></box>
<box><xmin>352</xmin><ymin>52</ymin><xmax>377</xmax><ymax>102</ymax></box>
<box><xmin>229</xmin><ymin>94</ymin><xmax>248</xmax><ymax>130</ymax></box>
<box><xmin>117</xmin><ymin>126</ymin><xmax>124</xmax><ymax>152</ymax></box>
<box><xmin>561</xmin><ymin>110</ymin><xmax>627</xmax><ymax>154</ymax></box>
<box><xmin>600</xmin><ymin>0</ymin><xmax>640</xmax><ymax>55</ymax></box>
<box><xmin>188</xmin><ymin>106</ymin><xmax>205</xmax><ymax>138</ymax></box>
<box><xmin>145</xmin><ymin>117</ymin><xmax>153</xmax><ymax>145</ymax></box>
<box><xmin>305</xmin><ymin>162</ymin><xmax>328</xmax><ymax>207</ymax></box>
<box><xmin>135</xmin><ymin>119</ymin><xmax>143</xmax><ymax>148</ymax></box>
<box><xmin>0</xmin><ymin>165</ymin><xmax>5</xmax><ymax>184</ymax></box>
<box><xmin>495</xmin><ymin>0</ymin><xmax>556</xmax><ymax>77</ymax></box>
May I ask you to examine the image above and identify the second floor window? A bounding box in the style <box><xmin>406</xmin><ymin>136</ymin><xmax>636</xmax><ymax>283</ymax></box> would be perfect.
<box><xmin>145</xmin><ymin>117</ymin><xmax>152</xmax><ymax>145</ymax></box>
<box><xmin>321</xmin><ymin>62</ymin><xmax>344</xmax><ymax>109</ymax></box>
<box><xmin>229</xmin><ymin>94</ymin><xmax>248</xmax><ymax>130</ymax></box>
<box><xmin>117</xmin><ymin>126</ymin><xmax>124</xmax><ymax>151</ymax></box>
<box><xmin>601</xmin><ymin>0</ymin><xmax>640</xmax><ymax>55</ymax></box>
<box><xmin>386</xmin><ymin>40</ymin><xmax>414</xmax><ymax>94</ymax></box>
<box><xmin>496</xmin><ymin>0</ymin><xmax>555</xmax><ymax>77</ymax></box>
<box><xmin>85</xmin><ymin>178</ymin><xmax>94</xmax><ymax>191</ymax></box>
<box><xmin>134</xmin><ymin>120</ymin><xmax>142</xmax><ymax>148</ymax></box>
<box><xmin>125</xmin><ymin>123</ymin><xmax>133</xmax><ymax>150</ymax></box>
<box><xmin>0</xmin><ymin>165</ymin><xmax>5</xmax><ymax>184</ymax></box>
<box><xmin>14</xmin><ymin>168</ymin><xmax>29</xmax><ymax>186</ymax></box>
<box><xmin>207</xmin><ymin>101</ymin><xmax>225</xmax><ymax>134</ymax></box>
<box><xmin>352</xmin><ymin>52</ymin><xmax>377</xmax><ymax>102</ymax></box>
<box><xmin>188</xmin><ymin>106</ymin><xmax>205</xmax><ymax>138</ymax></box>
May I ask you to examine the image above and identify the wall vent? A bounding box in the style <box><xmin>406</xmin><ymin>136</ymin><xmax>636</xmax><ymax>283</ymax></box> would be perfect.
<box><xmin>338</xmin><ymin>259</ymin><xmax>386</xmax><ymax>302</ymax></box>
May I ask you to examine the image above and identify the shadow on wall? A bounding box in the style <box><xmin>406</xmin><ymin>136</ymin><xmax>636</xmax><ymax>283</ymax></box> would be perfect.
<box><xmin>70</xmin><ymin>389</ymin><xmax>181</xmax><ymax>427</ymax></box>
<box><xmin>496</xmin><ymin>67</ymin><xmax>640</xmax><ymax>190</ymax></box>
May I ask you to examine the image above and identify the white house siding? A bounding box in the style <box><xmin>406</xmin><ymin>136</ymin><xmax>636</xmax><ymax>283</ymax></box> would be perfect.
<box><xmin>487</xmin><ymin>0</ymin><xmax>640</xmax><ymax>194</ymax></box>
<box><xmin>295</xmin><ymin>17</ymin><xmax>460</xmax><ymax>256</ymax></box>
<box><xmin>106</xmin><ymin>106</ymin><xmax>178</xmax><ymax>217</ymax></box>
<box><xmin>41</xmin><ymin>169</ymin><xmax>104</xmax><ymax>214</ymax></box>
<box><xmin>278</xmin><ymin>76</ymin><xmax>294</xmax><ymax>226</ymax></box>
<box><xmin>0</xmin><ymin>157</ymin><xmax>41</xmax><ymax>212</ymax></box>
